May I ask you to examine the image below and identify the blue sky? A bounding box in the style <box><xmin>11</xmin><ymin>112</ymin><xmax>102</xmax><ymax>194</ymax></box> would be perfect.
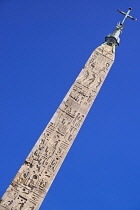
<box><xmin>0</xmin><ymin>1</ymin><xmax>140</xmax><ymax>209</ymax></box>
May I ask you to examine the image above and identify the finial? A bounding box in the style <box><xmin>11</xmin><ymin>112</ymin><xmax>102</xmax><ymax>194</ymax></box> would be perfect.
<box><xmin>105</xmin><ymin>8</ymin><xmax>137</xmax><ymax>47</ymax></box>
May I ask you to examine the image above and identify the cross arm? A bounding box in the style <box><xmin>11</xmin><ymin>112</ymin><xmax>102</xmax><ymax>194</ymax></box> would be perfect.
<box><xmin>117</xmin><ymin>9</ymin><xmax>137</xmax><ymax>21</ymax></box>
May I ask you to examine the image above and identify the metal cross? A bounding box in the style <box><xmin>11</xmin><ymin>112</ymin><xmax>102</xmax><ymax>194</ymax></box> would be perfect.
<box><xmin>117</xmin><ymin>8</ymin><xmax>137</xmax><ymax>25</ymax></box>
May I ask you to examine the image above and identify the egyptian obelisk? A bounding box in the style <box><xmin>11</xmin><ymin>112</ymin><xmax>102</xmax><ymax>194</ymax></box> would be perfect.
<box><xmin>0</xmin><ymin>8</ymin><xmax>136</xmax><ymax>210</ymax></box>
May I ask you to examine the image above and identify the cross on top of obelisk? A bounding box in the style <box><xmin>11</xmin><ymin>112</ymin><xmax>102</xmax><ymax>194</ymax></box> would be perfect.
<box><xmin>117</xmin><ymin>8</ymin><xmax>137</xmax><ymax>26</ymax></box>
<box><xmin>105</xmin><ymin>7</ymin><xmax>137</xmax><ymax>47</ymax></box>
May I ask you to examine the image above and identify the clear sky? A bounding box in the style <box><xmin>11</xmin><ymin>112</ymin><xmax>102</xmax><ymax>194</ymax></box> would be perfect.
<box><xmin>0</xmin><ymin>0</ymin><xmax>140</xmax><ymax>209</ymax></box>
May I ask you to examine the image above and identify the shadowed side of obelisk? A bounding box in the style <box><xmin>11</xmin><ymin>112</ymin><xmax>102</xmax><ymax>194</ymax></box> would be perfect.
<box><xmin>0</xmin><ymin>44</ymin><xmax>114</xmax><ymax>210</ymax></box>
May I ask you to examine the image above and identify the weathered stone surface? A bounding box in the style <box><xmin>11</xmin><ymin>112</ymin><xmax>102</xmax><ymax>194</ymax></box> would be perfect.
<box><xmin>0</xmin><ymin>43</ymin><xmax>115</xmax><ymax>209</ymax></box>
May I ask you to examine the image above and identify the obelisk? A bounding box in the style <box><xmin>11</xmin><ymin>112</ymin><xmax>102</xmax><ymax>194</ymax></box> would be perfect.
<box><xmin>0</xmin><ymin>8</ymin><xmax>136</xmax><ymax>210</ymax></box>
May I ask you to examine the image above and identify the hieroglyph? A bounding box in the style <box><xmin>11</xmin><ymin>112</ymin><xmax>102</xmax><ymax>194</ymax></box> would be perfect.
<box><xmin>0</xmin><ymin>43</ymin><xmax>115</xmax><ymax>210</ymax></box>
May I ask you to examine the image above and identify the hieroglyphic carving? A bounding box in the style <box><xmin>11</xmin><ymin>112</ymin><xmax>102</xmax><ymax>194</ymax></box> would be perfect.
<box><xmin>0</xmin><ymin>43</ymin><xmax>115</xmax><ymax>209</ymax></box>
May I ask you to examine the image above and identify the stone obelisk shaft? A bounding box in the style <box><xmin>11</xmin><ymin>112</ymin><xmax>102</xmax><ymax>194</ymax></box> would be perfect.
<box><xmin>0</xmin><ymin>43</ymin><xmax>115</xmax><ymax>210</ymax></box>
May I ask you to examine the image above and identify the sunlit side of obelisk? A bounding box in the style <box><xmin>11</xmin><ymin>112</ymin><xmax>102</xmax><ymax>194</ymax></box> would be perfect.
<box><xmin>0</xmin><ymin>8</ymin><xmax>136</xmax><ymax>210</ymax></box>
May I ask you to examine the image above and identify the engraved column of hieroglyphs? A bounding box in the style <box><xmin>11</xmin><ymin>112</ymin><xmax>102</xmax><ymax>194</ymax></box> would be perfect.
<box><xmin>0</xmin><ymin>44</ymin><xmax>115</xmax><ymax>210</ymax></box>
